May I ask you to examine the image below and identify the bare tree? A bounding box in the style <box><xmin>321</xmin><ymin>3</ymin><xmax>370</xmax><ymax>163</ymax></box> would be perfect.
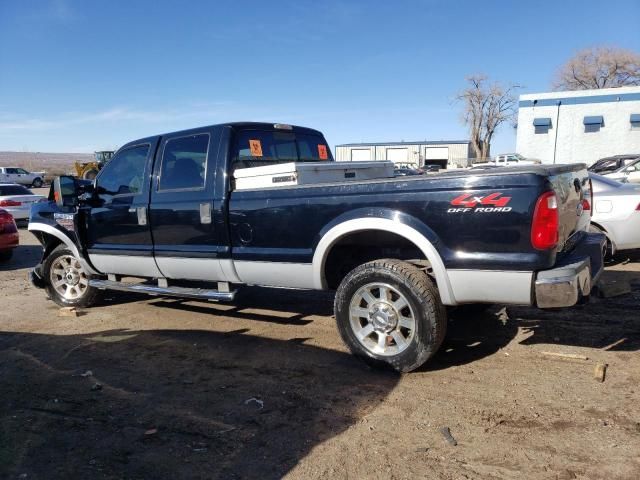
<box><xmin>457</xmin><ymin>75</ymin><xmax>520</xmax><ymax>160</ymax></box>
<box><xmin>553</xmin><ymin>46</ymin><xmax>640</xmax><ymax>90</ymax></box>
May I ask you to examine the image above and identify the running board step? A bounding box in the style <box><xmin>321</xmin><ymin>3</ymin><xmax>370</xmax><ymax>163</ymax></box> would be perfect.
<box><xmin>89</xmin><ymin>279</ymin><xmax>236</xmax><ymax>301</ymax></box>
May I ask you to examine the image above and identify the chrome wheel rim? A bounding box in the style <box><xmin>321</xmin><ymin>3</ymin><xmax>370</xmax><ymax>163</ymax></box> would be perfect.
<box><xmin>349</xmin><ymin>282</ymin><xmax>416</xmax><ymax>357</ymax></box>
<box><xmin>49</xmin><ymin>255</ymin><xmax>89</xmax><ymax>300</ymax></box>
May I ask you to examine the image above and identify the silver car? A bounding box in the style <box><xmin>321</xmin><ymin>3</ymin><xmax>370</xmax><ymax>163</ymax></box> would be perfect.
<box><xmin>601</xmin><ymin>157</ymin><xmax>640</xmax><ymax>184</ymax></box>
<box><xmin>0</xmin><ymin>183</ymin><xmax>47</xmax><ymax>221</ymax></box>
<box><xmin>589</xmin><ymin>174</ymin><xmax>640</xmax><ymax>256</ymax></box>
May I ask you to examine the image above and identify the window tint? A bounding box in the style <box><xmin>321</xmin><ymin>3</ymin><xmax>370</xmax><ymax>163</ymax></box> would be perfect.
<box><xmin>233</xmin><ymin>130</ymin><xmax>332</xmax><ymax>170</ymax></box>
<box><xmin>5</xmin><ymin>168</ymin><xmax>17</xmax><ymax>174</ymax></box>
<box><xmin>159</xmin><ymin>134</ymin><xmax>209</xmax><ymax>191</ymax></box>
<box><xmin>296</xmin><ymin>133</ymin><xmax>331</xmax><ymax>161</ymax></box>
<box><xmin>0</xmin><ymin>185</ymin><xmax>33</xmax><ymax>196</ymax></box>
<box><xmin>596</xmin><ymin>159</ymin><xmax>618</xmax><ymax>172</ymax></box>
<box><xmin>97</xmin><ymin>144</ymin><xmax>149</xmax><ymax>196</ymax></box>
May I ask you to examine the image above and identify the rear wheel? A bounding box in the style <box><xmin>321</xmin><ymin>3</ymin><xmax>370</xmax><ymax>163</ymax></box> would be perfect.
<box><xmin>83</xmin><ymin>169</ymin><xmax>99</xmax><ymax>180</ymax></box>
<box><xmin>43</xmin><ymin>245</ymin><xmax>99</xmax><ymax>308</ymax></box>
<box><xmin>334</xmin><ymin>259</ymin><xmax>447</xmax><ymax>372</ymax></box>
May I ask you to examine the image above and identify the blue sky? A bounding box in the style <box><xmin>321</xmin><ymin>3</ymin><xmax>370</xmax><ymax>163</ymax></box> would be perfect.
<box><xmin>1</xmin><ymin>0</ymin><xmax>639</xmax><ymax>154</ymax></box>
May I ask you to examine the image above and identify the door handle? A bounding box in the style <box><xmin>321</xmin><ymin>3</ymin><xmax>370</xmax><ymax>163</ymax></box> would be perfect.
<box><xmin>137</xmin><ymin>206</ymin><xmax>148</xmax><ymax>226</ymax></box>
<box><xmin>200</xmin><ymin>202</ymin><xmax>212</xmax><ymax>224</ymax></box>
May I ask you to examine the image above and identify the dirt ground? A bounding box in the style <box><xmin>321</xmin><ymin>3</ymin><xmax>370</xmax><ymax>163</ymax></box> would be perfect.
<box><xmin>1</xmin><ymin>227</ymin><xmax>639</xmax><ymax>480</ymax></box>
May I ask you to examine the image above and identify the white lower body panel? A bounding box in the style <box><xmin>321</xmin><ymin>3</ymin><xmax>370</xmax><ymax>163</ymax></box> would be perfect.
<box><xmin>155</xmin><ymin>257</ymin><xmax>240</xmax><ymax>282</ymax></box>
<box><xmin>447</xmin><ymin>269</ymin><xmax>533</xmax><ymax>305</ymax></box>
<box><xmin>234</xmin><ymin>261</ymin><xmax>315</xmax><ymax>289</ymax></box>
<box><xmin>89</xmin><ymin>254</ymin><xmax>163</xmax><ymax>278</ymax></box>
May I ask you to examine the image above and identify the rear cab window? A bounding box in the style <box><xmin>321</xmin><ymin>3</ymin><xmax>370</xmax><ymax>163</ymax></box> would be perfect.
<box><xmin>232</xmin><ymin>128</ymin><xmax>332</xmax><ymax>172</ymax></box>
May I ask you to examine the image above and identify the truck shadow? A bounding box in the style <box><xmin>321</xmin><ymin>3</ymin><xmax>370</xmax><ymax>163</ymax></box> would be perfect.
<box><xmin>147</xmin><ymin>287</ymin><xmax>334</xmax><ymax>326</ymax></box>
<box><xmin>146</xmin><ymin>288</ymin><xmax>520</xmax><ymax>371</ymax></box>
<box><xmin>0</xmin><ymin>245</ymin><xmax>41</xmax><ymax>272</ymax></box>
<box><xmin>509</xmin><ymin>272</ymin><xmax>640</xmax><ymax>351</ymax></box>
<box><xmin>424</xmin><ymin>307</ymin><xmax>518</xmax><ymax>371</ymax></box>
<box><xmin>0</xmin><ymin>328</ymin><xmax>398</xmax><ymax>480</ymax></box>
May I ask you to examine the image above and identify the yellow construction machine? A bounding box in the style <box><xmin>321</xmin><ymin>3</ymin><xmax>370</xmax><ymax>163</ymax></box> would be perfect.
<box><xmin>74</xmin><ymin>151</ymin><xmax>114</xmax><ymax>179</ymax></box>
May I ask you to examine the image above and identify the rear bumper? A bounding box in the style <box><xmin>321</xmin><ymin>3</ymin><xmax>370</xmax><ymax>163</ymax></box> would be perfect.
<box><xmin>534</xmin><ymin>233</ymin><xmax>606</xmax><ymax>308</ymax></box>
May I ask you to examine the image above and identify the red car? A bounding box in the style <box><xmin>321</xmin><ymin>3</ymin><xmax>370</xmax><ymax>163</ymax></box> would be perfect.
<box><xmin>0</xmin><ymin>209</ymin><xmax>19</xmax><ymax>261</ymax></box>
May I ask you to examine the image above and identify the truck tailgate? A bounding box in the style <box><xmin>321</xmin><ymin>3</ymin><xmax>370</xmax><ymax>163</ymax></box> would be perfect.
<box><xmin>546</xmin><ymin>164</ymin><xmax>591</xmax><ymax>252</ymax></box>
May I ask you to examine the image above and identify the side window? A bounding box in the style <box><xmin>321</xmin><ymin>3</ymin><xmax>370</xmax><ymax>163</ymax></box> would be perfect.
<box><xmin>158</xmin><ymin>134</ymin><xmax>209</xmax><ymax>191</ymax></box>
<box><xmin>6</xmin><ymin>168</ymin><xmax>17</xmax><ymax>174</ymax></box>
<box><xmin>16</xmin><ymin>168</ymin><xmax>28</xmax><ymax>174</ymax></box>
<box><xmin>97</xmin><ymin>144</ymin><xmax>149</xmax><ymax>196</ymax></box>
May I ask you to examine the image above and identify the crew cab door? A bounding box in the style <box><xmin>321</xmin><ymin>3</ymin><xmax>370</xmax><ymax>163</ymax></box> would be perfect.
<box><xmin>3</xmin><ymin>168</ymin><xmax>19</xmax><ymax>183</ymax></box>
<box><xmin>148</xmin><ymin>127</ymin><xmax>232</xmax><ymax>281</ymax></box>
<box><xmin>84</xmin><ymin>138</ymin><xmax>162</xmax><ymax>277</ymax></box>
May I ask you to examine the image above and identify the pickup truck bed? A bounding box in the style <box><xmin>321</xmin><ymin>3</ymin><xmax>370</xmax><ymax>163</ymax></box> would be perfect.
<box><xmin>27</xmin><ymin>122</ymin><xmax>605</xmax><ymax>372</ymax></box>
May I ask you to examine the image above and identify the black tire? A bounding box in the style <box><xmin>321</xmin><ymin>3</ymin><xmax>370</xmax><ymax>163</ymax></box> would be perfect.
<box><xmin>83</xmin><ymin>169</ymin><xmax>99</xmax><ymax>180</ymax></box>
<box><xmin>43</xmin><ymin>245</ymin><xmax>100</xmax><ymax>308</ymax></box>
<box><xmin>589</xmin><ymin>224</ymin><xmax>614</xmax><ymax>258</ymax></box>
<box><xmin>0</xmin><ymin>249</ymin><xmax>13</xmax><ymax>262</ymax></box>
<box><xmin>334</xmin><ymin>259</ymin><xmax>447</xmax><ymax>373</ymax></box>
<box><xmin>31</xmin><ymin>177</ymin><xmax>43</xmax><ymax>188</ymax></box>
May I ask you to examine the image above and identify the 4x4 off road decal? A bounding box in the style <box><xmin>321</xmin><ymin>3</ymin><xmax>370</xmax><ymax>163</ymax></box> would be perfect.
<box><xmin>448</xmin><ymin>192</ymin><xmax>512</xmax><ymax>213</ymax></box>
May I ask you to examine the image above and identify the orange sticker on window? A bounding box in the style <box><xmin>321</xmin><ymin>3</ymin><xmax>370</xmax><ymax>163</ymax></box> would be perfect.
<box><xmin>249</xmin><ymin>139</ymin><xmax>263</xmax><ymax>157</ymax></box>
<box><xmin>318</xmin><ymin>144</ymin><xmax>328</xmax><ymax>160</ymax></box>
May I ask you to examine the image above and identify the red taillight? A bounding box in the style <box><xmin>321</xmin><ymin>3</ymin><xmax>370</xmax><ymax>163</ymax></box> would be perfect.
<box><xmin>0</xmin><ymin>211</ymin><xmax>16</xmax><ymax>232</ymax></box>
<box><xmin>531</xmin><ymin>191</ymin><xmax>559</xmax><ymax>250</ymax></box>
<box><xmin>0</xmin><ymin>200</ymin><xmax>21</xmax><ymax>207</ymax></box>
<box><xmin>583</xmin><ymin>178</ymin><xmax>593</xmax><ymax>217</ymax></box>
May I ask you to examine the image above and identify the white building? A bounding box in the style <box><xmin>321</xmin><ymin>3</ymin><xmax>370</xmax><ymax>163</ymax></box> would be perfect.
<box><xmin>516</xmin><ymin>86</ymin><xmax>640</xmax><ymax>165</ymax></box>
<box><xmin>334</xmin><ymin>140</ymin><xmax>475</xmax><ymax>169</ymax></box>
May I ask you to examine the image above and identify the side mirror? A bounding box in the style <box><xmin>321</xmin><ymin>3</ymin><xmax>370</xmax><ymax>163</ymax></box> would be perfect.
<box><xmin>53</xmin><ymin>175</ymin><xmax>79</xmax><ymax>208</ymax></box>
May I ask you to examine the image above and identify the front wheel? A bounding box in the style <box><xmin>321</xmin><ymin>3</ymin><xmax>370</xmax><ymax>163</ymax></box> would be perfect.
<box><xmin>82</xmin><ymin>169</ymin><xmax>99</xmax><ymax>180</ymax></box>
<box><xmin>334</xmin><ymin>259</ymin><xmax>447</xmax><ymax>372</ymax></box>
<box><xmin>31</xmin><ymin>177</ymin><xmax>43</xmax><ymax>188</ymax></box>
<box><xmin>43</xmin><ymin>245</ymin><xmax>100</xmax><ymax>308</ymax></box>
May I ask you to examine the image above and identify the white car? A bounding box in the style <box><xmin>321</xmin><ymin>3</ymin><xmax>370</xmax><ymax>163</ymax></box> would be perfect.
<box><xmin>0</xmin><ymin>184</ymin><xmax>47</xmax><ymax>221</ymax></box>
<box><xmin>602</xmin><ymin>157</ymin><xmax>640</xmax><ymax>184</ymax></box>
<box><xmin>491</xmin><ymin>153</ymin><xmax>541</xmax><ymax>166</ymax></box>
<box><xmin>0</xmin><ymin>167</ymin><xmax>46</xmax><ymax>187</ymax></box>
<box><xmin>589</xmin><ymin>174</ymin><xmax>640</xmax><ymax>256</ymax></box>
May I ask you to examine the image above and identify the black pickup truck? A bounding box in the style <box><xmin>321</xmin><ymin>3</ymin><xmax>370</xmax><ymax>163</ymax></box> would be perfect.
<box><xmin>28</xmin><ymin>122</ymin><xmax>605</xmax><ymax>372</ymax></box>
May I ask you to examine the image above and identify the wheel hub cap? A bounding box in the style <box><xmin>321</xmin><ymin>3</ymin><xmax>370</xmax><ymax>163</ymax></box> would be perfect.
<box><xmin>65</xmin><ymin>269</ymin><xmax>80</xmax><ymax>285</ymax></box>
<box><xmin>370</xmin><ymin>303</ymin><xmax>398</xmax><ymax>333</ymax></box>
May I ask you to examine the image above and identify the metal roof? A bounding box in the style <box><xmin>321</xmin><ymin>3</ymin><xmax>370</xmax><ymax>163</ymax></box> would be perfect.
<box><xmin>336</xmin><ymin>140</ymin><xmax>471</xmax><ymax>147</ymax></box>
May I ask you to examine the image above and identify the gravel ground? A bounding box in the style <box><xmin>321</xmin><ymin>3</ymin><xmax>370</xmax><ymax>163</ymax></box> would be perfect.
<box><xmin>1</xmin><ymin>228</ymin><xmax>639</xmax><ymax>480</ymax></box>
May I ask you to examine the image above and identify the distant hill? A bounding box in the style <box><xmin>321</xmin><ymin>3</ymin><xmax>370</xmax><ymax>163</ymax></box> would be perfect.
<box><xmin>0</xmin><ymin>151</ymin><xmax>94</xmax><ymax>175</ymax></box>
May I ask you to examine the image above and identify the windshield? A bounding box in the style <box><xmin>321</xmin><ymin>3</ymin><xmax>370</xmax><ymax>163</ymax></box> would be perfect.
<box><xmin>233</xmin><ymin>129</ymin><xmax>332</xmax><ymax>171</ymax></box>
<box><xmin>0</xmin><ymin>185</ymin><xmax>33</xmax><ymax>196</ymax></box>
